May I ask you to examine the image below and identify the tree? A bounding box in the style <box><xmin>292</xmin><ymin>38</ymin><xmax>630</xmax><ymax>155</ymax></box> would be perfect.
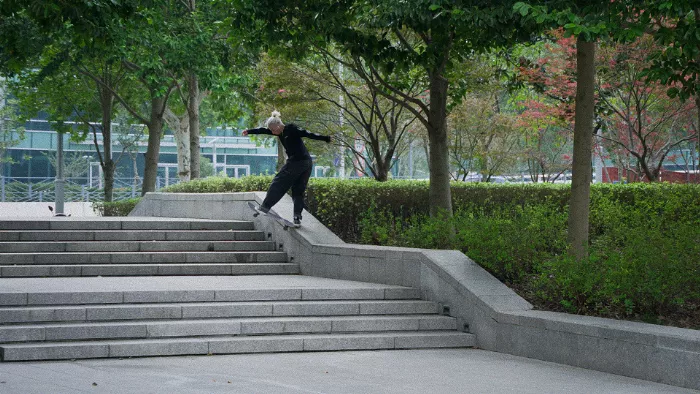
<box><xmin>0</xmin><ymin>81</ymin><xmax>24</xmax><ymax>167</ymax></box>
<box><xmin>449</xmin><ymin>94</ymin><xmax>520</xmax><ymax>182</ymax></box>
<box><xmin>256</xmin><ymin>50</ymin><xmax>421</xmax><ymax>181</ymax></box>
<box><xmin>514</xmin><ymin>31</ymin><xmax>577</xmax><ymax>182</ymax></box>
<box><xmin>597</xmin><ymin>35</ymin><xmax>697</xmax><ymax>182</ymax></box>
<box><xmin>113</xmin><ymin>112</ymin><xmax>146</xmax><ymax>191</ymax></box>
<box><xmin>85</xmin><ymin>2</ymin><xmax>189</xmax><ymax>195</ymax></box>
<box><xmin>0</xmin><ymin>0</ymin><xmax>134</xmax><ymax>75</ymax></box>
<box><xmin>42</xmin><ymin>151</ymin><xmax>90</xmax><ymax>178</ymax></box>
<box><xmin>1</xmin><ymin>0</ymin><xmax>136</xmax><ymax>201</ymax></box>
<box><xmin>229</xmin><ymin>0</ymin><xmax>531</xmax><ymax>219</ymax></box>
<box><xmin>638</xmin><ymin>2</ymin><xmax>700</xmax><ymax>180</ymax></box>
<box><xmin>517</xmin><ymin>29</ymin><xmax>698</xmax><ymax>184</ymax></box>
<box><xmin>515</xmin><ymin>0</ymin><xmax>637</xmax><ymax>259</ymax></box>
<box><xmin>164</xmin><ymin>104</ymin><xmax>193</xmax><ymax>182</ymax></box>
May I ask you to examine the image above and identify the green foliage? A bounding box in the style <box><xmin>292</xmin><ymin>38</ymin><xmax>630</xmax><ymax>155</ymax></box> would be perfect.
<box><xmin>162</xmin><ymin>175</ymin><xmax>273</xmax><ymax>193</ymax></box>
<box><xmin>307</xmin><ymin>178</ymin><xmax>571</xmax><ymax>240</ymax></box>
<box><xmin>199</xmin><ymin>156</ymin><xmax>215</xmax><ymax>178</ymax></box>
<box><xmin>92</xmin><ymin>198</ymin><xmax>141</xmax><ymax>217</ymax></box>
<box><xmin>350</xmin><ymin>181</ymin><xmax>699</xmax><ymax>326</ymax></box>
<box><xmin>640</xmin><ymin>1</ymin><xmax>700</xmax><ymax>102</ymax></box>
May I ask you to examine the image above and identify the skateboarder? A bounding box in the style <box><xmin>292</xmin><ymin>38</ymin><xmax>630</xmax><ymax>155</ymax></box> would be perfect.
<box><xmin>243</xmin><ymin>111</ymin><xmax>332</xmax><ymax>225</ymax></box>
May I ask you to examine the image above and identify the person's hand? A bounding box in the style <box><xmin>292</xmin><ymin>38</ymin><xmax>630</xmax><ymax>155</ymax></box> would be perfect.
<box><xmin>242</xmin><ymin>130</ymin><xmax>249</xmax><ymax>136</ymax></box>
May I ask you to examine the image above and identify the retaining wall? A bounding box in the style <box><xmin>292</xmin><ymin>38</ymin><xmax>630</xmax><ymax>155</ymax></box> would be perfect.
<box><xmin>131</xmin><ymin>192</ymin><xmax>700</xmax><ymax>390</ymax></box>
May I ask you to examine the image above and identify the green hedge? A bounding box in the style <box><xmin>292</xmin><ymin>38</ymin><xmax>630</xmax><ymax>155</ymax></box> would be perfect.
<box><xmin>163</xmin><ymin>176</ymin><xmax>274</xmax><ymax>194</ymax></box>
<box><xmin>306</xmin><ymin>179</ymin><xmax>572</xmax><ymax>241</ymax></box>
<box><xmin>162</xmin><ymin>177</ymin><xmax>700</xmax><ymax>328</ymax></box>
<box><xmin>92</xmin><ymin>198</ymin><xmax>141</xmax><ymax>217</ymax></box>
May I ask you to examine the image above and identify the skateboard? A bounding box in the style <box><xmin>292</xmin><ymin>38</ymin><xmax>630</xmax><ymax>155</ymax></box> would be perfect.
<box><xmin>247</xmin><ymin>201</ymin><xmax>299</xmax><ymax>230</ymax></box>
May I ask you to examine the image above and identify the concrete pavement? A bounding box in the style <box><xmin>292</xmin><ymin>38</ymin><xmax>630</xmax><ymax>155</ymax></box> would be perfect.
<box><xmin>0</xmin><ymin>349</ymin><xmax>695</xmax><ymax>394</ymax></box>
<box><xmin>0</xmin><ymin>203</ymin><xmax>97</xmax><ymax>217</ymax></box>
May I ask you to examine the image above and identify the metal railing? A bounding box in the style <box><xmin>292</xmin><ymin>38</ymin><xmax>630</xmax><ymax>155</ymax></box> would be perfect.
<box><xmin>0</xmin><ymin>176</ymin><xmax>182</xmax><ymax>202</ymax></box>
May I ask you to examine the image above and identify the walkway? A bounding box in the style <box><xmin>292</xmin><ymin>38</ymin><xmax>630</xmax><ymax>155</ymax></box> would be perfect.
<box><xmin>0</xmin><ymin>349</ymin><xmax>695</xmax><ymax>393</ymax></box>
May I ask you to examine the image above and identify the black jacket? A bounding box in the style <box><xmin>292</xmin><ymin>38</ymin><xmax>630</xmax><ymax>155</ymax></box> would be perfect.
<box><xmin>247</xmin><ymin>124</ymin><xmax>330</xmax><ymax>161</ymax></box>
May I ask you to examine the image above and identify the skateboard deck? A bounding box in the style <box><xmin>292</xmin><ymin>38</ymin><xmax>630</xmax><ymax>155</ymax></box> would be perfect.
<box><xmin>247</xmin><ymin>201</ymin><xmax>299</xmax><ymax>230</ymax></box>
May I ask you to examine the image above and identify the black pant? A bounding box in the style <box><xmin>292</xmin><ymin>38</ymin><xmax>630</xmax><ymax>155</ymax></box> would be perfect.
<box><xmin>262</xmin><ymin>159</ymin><xmax>312</xmax><ymax>217</ymax></box>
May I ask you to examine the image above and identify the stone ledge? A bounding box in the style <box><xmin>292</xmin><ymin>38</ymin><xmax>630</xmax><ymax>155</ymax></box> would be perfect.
<box><xmin>131</xmin><ymin>192</ymin><xmax>700</xmax><ymax>391</ymax></box>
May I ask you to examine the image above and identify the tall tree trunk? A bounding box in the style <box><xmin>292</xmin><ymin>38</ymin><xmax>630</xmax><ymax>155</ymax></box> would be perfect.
<box><xmin>188</xmin><ymin>74</ymin><xmax>201</xmax><ymax>179</ymax></box>
<box><xmin>93</xmin><ymin>81</ymin><xmax>117</xmax><ymax>203</ymax></box>
<box><xmin>567</xmin><ymin>37</ymin><xmax>596</xmax><ymax>260</ymax></box>
<box><xmin>132</xmin><ymin>154</ymin><xmax>139</xmax><ymax>188</ymax></box>
<box><xmin>276</xmin><ymin>141</ymin><xmax>285</xmax><ymax>171</ymax></box>
<box><xmin>100</xmin><ymin>91</ymin><xmax>115</xmax><ymax>202</ymax></box>
<box><xmin>427</xmin><ymin>73</ymin><xmax>453</xmax><ymax>218</ymax></box>
<box><xmin>141</xmin><ymin>95</ymin><xmax>167</xmax><ymax>195</ymax></box>
<box><xmin>164</xmin><ymin>107</ymin><xmax>191</xmax><ymax>182</ymax></box>
<box><xmin>177</xmin><ymin>116</ymin><xmax>191</xmax><ymax>182</ymax></box>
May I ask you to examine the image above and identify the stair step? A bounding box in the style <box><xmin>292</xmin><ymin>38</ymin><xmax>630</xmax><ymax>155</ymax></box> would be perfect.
<box><xmin>0</xmin><ymin>217</ymin><xmax>475</xmax><ymax>362</ymax></box>
<box><xmin>0</xmin><ymin>230</ymin><xmax>266</xmax><ymax>242</ymax></box>
<box><xmin>0</xmin><ymin>315</ymin><xmax>458</xmax><ymax>342</ymax></box>
<box><xmin>0</xmin><ymin>331</ymin><xmax>475</xmax><ymax>361</ymax></box>
<box><xmin>0</xmin><ymin>241</ymin><xmax>277</xmax><ymax>253</ymax></box>
<box><xmin>0</xmin><ymin>286</ymin><xmax>420</xmax><ymax>306</ymax></box>
<box><xmin>0</xmin><ymin>300</ymin><xmax>440</xmax><ymax>323</ymax></box>
<box><xmin>0</xmin><ymin>263</ymin><xmax>300</xmax><ymax>277</ymax></box>
<box><xmin>0</xmin><ymin>220</ymin><xmax>254</xmax><ymax>231</ymax></box>
<box><xmin>0</xmin><ymin>251</ymin><xmax>288</xmax><ymax>265</ymax></box>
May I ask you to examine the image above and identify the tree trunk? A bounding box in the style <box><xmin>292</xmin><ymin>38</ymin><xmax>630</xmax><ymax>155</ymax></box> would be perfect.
<box><xmin>99</xmin><ymin>87</ymin><xmax>115</xmax><ymax>202</ymax></box>
<box><xmin>276</xmin><ymin>141</ymin><xmax>285</xmax><ymax>171</ymax></box>
<box><xmin>164</xmin><ymin>107</ymin><xmax>191</xmax><ymax>182</ymax></box>
<box><xmin>141</xmin><ymin>95</ymin><xmax>167</xmax><ymax>195</ymax></box>
<box><xmin>177</xmin><ymin>115</ymin><xmax>191</xmax><ymax>182</ymax></box>
<box><xmin>567</xmin><ymin>37</ymin><xmax>596</xmax><ymax>260</ymax></box>
<box><xmin>375</xmin><ymin>159</ymin><xmax>389</xmax><ymax>181</ymax></box>
<box><xmin>188</xmin><ymin>74</ymin><xmax>201</xmax><ymax>179</ymax></box>
<box><xmin>132</xmin><ymin>154</ymin><xmax>139</xmax><ymax>187</ymax></box>
<box><xmin>427</xmin><ymin>73</ymin><xmax>453</xmax><ymax>218</ymax></box>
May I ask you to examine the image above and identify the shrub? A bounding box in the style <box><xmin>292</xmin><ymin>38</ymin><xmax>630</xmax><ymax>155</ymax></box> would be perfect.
<box><xmin>93</xmin><ymin>198</ymin><xmax>141</xmax><ymax>216</ymax></box>
<box><xmin>162</xmin><ymin>175</ymin><xmax>274</xmax><ymax>193</ymax></box>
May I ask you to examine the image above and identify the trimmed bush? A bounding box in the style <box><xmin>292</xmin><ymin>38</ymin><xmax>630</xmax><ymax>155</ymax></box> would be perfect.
<box><xmin>93</xmin><ymin>198</ymin><xmax>141</xmax><ymax>217</ymax></box>
<box><xmin>163</xmin><ymin>175</ymin><xmax>274</xmax><ymax>194</ymax></box>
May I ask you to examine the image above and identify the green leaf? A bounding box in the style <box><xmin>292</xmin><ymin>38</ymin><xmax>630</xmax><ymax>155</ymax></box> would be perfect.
<box><xmin>666</xmin><ymin>87</ymin><xmax>679</xmax><ymax>98</ymax></box>
<box><xmin>513</xmin><ymin>2</ymin><xmax>531</xmax><ymax>17</ymax></box>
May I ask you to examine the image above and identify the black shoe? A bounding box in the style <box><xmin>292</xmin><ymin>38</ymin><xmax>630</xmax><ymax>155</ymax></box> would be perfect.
<box><xmin>293</xmin><ymin>216</ymin><xmax>301</xmax><ymax>226</ymax></box>
<box><xmin>259</xmin><ymin>205</ymin><xmax>270</xmax><ymax>214</ymax></box>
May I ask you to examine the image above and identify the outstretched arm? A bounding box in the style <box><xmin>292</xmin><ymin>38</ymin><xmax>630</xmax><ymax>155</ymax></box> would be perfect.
<box><xmin>242</xmin><ymin>127</ymin><xmax>272</xmax><ymax>136</ymax></box>
<box><xmin>294</xmin><ymin>126</ymin><xmax>331</xmax><ymax>143</ymax></box>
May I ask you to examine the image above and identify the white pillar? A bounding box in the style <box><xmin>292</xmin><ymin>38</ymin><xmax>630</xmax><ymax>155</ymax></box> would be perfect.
<box><xmin>55</xmin><ymin>132</ymin><xmax>66</xmax><ymax>216</ymax></box>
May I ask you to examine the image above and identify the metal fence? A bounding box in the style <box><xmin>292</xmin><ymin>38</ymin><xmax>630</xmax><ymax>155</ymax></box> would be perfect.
<box><xmin>0</xmin><ymin>176</ymin><xmax>182</xmax><ymax>202</ymax></box>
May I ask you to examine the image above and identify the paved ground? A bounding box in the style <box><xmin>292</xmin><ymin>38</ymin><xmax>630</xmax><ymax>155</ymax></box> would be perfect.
<box><xmin>0</xmin><ymin>203</ymin><xmax>97</xmax><ymax>217</ymax></box>
<box><xmin>0</xmin><ymin>349</ymin><xmax>695</xmax><ymax>394</ymax></box>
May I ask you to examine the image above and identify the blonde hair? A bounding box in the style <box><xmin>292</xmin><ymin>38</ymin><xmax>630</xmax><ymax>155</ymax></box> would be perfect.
<box><xmin>265</xmin><ymin>110</ymin><xmax>284</xmax><ymax>128</ymax></box>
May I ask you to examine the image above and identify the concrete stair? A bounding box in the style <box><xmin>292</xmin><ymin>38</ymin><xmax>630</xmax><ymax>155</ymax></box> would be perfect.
<box><xmin>0</xmin><ymin>218</ymin><xmax>475</xmax><ymax>361</ymax></box>
<box><xmin>0</xmin><ymin>276</ymin><xmax>474</xmax><ymax>361</ymax></box>
<box><xmin>0</xmin><ymin>218</ymin><xmax>294</xmax><ymax>277</ymax></box>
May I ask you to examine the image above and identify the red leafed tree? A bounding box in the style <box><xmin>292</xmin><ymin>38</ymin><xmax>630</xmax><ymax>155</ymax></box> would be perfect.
<box><xmin>515</xmin><ymin>29</ymin><xmax>577</xmax><ymax>182</ymax></box>
<box><xmin>518</xmin><ymin>30</ymin><xmax>697</xmax><ymax>183</ymax></box>
<box><xmin>597</xmin><ymin>34</ymin><xmax>697</xmax><ymax>182</ymax></box>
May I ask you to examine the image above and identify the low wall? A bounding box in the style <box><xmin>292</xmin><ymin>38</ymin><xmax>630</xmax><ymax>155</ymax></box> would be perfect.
<box><xmin>131</xmin><ymin>192</ymin><xmax>700</xmax><ymax>390</ymax></box>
